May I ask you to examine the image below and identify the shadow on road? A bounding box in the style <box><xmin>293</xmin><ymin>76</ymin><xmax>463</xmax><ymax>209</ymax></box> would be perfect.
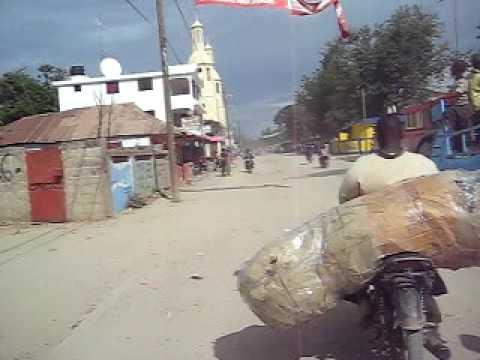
<box><xmin>285</xmin><ymin>169</ymin><xmax>348</xmax><ymax>180</ymax></box>
<box><xmin>460</xmin><ymin>334</ymin><xmax>480</xmax><ymax>353</ymax></box>
<box><xmin>214</xmin><ymin>303</ymin><xmax>386</xmax><ymax>360</ymax></box>
<box><xmin>181</xmin><ymin>184</ymin><xmax>291</xmax><ymax>193</ymax></box>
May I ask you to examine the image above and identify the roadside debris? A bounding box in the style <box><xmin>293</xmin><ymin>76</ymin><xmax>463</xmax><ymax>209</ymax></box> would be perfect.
<box><xmin>128</xmin><ymin>194</ymin><xmax>148</xmax><ymax>208</ymax></box>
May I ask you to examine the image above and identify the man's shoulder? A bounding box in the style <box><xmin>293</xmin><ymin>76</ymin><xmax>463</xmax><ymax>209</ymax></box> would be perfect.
<box><xmin>401</xmin><ymin>151</ymin><xmax>432</xmax><ymax>161</ymax></box>
<box><xmin>355</xmin><ymin>153</ymin><xmax>380</xmax><ymax>163</ymax></box>
<box><xmin>348</xmin><ymin>154</ymin><xmax>381</xmax><ymax>174</ymax></box>
<box><xmin>401</xmin><ymin>152</ymin><xmax>439</xmax><ymax>170</ymax></box>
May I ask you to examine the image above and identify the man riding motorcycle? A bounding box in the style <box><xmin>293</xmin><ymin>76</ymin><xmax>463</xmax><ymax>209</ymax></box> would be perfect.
<box><xmin>339</xmin><ymin>114</ymin><xmax>450</xmax><ymax>359</ymax></box>
<box><xmin>243</xmin><ymin>148</ymin><xmax>255</xmax><ymax>173</ymax></box>
<box><xmin>304</xmin><ymin>144</ymin><xmax>314</xmax><ymax>163</ymax></box>
<box><xmin>318</xmin><ymin>144</ymin><xmax>330</xmax><ymax>168</ymax></box>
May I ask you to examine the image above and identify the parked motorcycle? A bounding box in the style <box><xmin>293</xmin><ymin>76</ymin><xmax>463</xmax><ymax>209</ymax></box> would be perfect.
<box><xmin>350</xmin><ymin>252</ymin><xmax>450</xmax><ymax>360</ymax></box>
<box><xmin>245</xmin><ymin>158</ymin><xmax>254</xmax><ymax>173</ymax></box>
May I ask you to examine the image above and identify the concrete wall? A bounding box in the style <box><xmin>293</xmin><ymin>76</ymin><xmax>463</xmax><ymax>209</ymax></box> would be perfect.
<box><xmin>61</xmin><ymin>142</ymin><xmax>111</xmax><ymax>221</ymax></box>
<box><xmin>0</xmin><ymin>147</ymin><xmax>30</xmax><ymax>221</ymax></box>
<box><xmin>131</xmin><ymin>155</ymin><xmax>171</xmax><ymax>195</ymax></box>
<box><xmin>155</xmin><ymin>157</ymin><xmax>171</xmax><ymax>191</ymax></box>
<box><xmin>0</xmin><ymin>141</ymin><xmax>172</xmax><ymax>222</ymax></box>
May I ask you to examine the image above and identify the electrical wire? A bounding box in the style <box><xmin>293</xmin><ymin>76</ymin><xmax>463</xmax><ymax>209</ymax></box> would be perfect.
<box><xmin>167</xmin><ymin>39</ymin><xmax>183</xmax><ymax>64</ymax></box>
<box><xmin>173</xmin><ymin>0</ymin><xmax>193</xmax><ymax>38</ymax></box>
<box><xmin>124</xmin><ymin>0</ymin><xmax>152</xmax><ymax>24</ymax></box>
<box><xmin>122</xmin><ymin>0</ymin><xmax>184</xmax><ymax>63</ymax></box>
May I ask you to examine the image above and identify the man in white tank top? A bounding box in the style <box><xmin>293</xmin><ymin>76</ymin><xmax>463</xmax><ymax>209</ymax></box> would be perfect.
<box><xmin>338</xmin><ymin>114</ymin><xmax>451</xmax><ymax>358</ymax></box>
<box><xmin>339</xmin><ymin>114</ymin><xmax>439</xmax><ymax>204</ymax></box>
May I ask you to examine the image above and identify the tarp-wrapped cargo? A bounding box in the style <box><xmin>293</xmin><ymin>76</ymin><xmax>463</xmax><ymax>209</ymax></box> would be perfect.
<box><xmin>238</xmin><ymin>171</ymin><xmax>480</xmax><ymax>328</ymax></box>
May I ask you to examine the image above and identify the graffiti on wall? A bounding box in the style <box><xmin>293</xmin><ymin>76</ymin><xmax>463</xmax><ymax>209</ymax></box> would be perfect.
<box><xmin>0</xmin><ymin>153</ymin><xmax>22</xmax><ymax>183</ymax></box>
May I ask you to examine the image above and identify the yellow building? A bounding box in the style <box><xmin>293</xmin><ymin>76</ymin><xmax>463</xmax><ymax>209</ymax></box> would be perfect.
<box><xmin>189</xmin><ymin>20</ymin><xmax>227</xmax><ymax>131</ymax></box>
<box><xmin>333</xmin><ymin>118</ymin><xmax>377</xmax><ymax>154</ymax></box>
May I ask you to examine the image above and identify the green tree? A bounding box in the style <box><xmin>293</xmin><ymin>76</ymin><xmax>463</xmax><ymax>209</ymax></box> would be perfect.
<box><xmin>272</xmin><ymin>104</ymin><xmax>316</xmax><ymax>142</ymax></box>
<box><xmin>37</xmin><ymin>64</ymin><xmax>67</xmax><ymax>86</ymax></box>
<box><xmin>0</xmin><ymin>65</ymin><xmax>65</xmax><ymax>125</ymax></box>
<box><xmin>296</xmin><ymin>5</ymin><xmax>450</xmax><ymax>138</ymax></box>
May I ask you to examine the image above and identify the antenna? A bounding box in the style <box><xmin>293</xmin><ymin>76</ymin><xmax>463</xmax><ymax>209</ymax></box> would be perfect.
<box><xmin>100</xmin><ymin>58</ymin><xmax>122</xmax><ymax>77</ymax></box>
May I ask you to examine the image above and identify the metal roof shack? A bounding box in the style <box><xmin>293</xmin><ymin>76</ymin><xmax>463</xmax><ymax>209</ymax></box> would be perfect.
<box><xmin>0</xmin><ymin>103</ymin><xmax>167</xmax><ymax>146</ymax></box>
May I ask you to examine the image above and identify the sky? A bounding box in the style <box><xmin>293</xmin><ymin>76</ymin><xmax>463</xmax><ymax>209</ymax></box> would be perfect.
<box><xmin>0</xmin><ymin>0</ymin><xmax>479</xmax><ymax>137</ymax></box>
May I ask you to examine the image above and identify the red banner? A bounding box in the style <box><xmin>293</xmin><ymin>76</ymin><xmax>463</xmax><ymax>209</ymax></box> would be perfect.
<box><xmin>195</xmin><ymin>0</ymin><xmax>350</xmax><ymax>39</ymax></box>
<box><xmin>196</xmin><ymin>0</ymin><xmax>287</xmax><ymax>8</ymax></box>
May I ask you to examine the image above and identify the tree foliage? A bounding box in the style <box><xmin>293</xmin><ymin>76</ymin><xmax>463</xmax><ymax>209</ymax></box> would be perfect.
<box><xmin>292</xmin><ymin>5</ymin><xmax>450</xmax><ymax>139</ymax></box>
<box><xmin>0</xmin><ymin>65</ymin><xmax>66</xmax><ymax>125</ymax></box>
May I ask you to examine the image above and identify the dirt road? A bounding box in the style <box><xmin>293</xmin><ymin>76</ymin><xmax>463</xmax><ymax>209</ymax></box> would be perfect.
<box><xmin>0</xmin><ymin>154</ymin><xmax>479</xmax><ymax>360</ymax></box>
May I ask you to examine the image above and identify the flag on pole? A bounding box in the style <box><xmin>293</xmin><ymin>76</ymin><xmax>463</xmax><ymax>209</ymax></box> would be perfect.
<box><xmin>195</xmin><ymin>0</ymin><xmax>350</xmax><ymax>39</ymax></box>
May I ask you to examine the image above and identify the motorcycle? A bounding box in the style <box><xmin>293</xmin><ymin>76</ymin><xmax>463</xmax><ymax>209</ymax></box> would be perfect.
<box><xmin>220</xmin><ymin>158</ymin><xmax>229</xmax><ymax>176</ymax></box>
<box><xmin>305</xmin><ymin>150</ymin><xmax>313</xmax><ymax>164</ymax></box>
<box><xmin>350</xmin><ymin>252</ymin><xmax>450</xmax><ymax>360</ymax></box>
<box><xmin>245</xmin><ymin>158</ymin><xmax>254</xmax><ymax>173</ymax></box>
<box><xmin>319</xmin><ymin>154</ymin><xmax>330</xmax><ymax>168</ymax></box>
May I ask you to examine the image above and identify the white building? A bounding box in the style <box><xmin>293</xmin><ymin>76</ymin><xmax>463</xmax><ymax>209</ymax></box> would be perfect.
<box><xmin>189</xmin><ymin>20</ymin><xmax>227</xmax><ymax>131</ymax></box>
<box><xmin>52</xmin><ymin>60</ymin><xmax>202</xmax><ymax>128</ymax></box>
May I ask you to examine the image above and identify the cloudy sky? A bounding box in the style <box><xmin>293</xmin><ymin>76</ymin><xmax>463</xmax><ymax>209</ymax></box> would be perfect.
<box><xmin>0</xmin><ymin>0</ymin><xmax>479</xmax><ymax>136</ymax></box>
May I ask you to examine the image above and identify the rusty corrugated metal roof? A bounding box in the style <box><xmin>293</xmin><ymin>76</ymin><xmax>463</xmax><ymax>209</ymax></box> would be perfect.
<box><xmin>0</xmin><ymin>103</ymin><xmax>167</xmax><ymax>146</ymax></box>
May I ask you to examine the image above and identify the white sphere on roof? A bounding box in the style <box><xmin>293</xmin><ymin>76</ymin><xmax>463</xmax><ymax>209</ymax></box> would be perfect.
<box><xmin>100</xmin><ymin>58</ymin><xmax>122</xmax><ymax>77</ymax></box>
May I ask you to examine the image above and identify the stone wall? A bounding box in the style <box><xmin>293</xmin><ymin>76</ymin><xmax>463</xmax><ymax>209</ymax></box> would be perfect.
<box><xmin>0</xmin><ymin>147</ymin><xmax>30</xmax><ymax>222</ymax></box>
<box><xmin>61</xmin><ymin>142</ymin><xmax>111</xmax><ymax>221</ymax></box>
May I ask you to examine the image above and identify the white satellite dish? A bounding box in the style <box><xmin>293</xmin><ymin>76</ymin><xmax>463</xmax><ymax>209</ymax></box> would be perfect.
<box><xmin>100</xmin><ymin>58</ymin><xmax>122</xmax><ymax>77</ymax></box>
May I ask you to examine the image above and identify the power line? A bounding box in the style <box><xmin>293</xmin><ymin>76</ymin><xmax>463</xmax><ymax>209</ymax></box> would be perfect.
<box><xmin>124</xmin><ymin>0</ymin><xmax>152</xmax><ymax>24</ymax></box>
<box><xmin>167</xmin><ymin>39</ymin><xmax>183</xmax><ymax>64</ymax></box>
<box><xmin>122</xmin><ymin>0</ymin><xmax>184</xmax><ymax>63</ymax></box>
<box><xmin>173</xmin><ymin>0</ymin><xmax>193</xmax><ymax>38</ymax></box>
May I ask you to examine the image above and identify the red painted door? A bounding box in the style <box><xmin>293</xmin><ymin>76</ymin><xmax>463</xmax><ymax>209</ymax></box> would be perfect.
<box><xmin>26</xmin><ymin>147</ymin><xmax>66</xmax><ymax>222</ymax></box>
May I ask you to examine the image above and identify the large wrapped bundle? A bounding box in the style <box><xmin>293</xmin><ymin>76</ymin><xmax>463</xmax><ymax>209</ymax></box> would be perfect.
<box><xmin>238</xmin><ymin>171</ymin><xmax>480</xmax><ymax>328</ymax></box>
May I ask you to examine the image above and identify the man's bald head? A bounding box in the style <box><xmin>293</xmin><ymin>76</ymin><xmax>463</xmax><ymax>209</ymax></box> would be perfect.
<box><xmin>376</xmin><ymin>114</ymin><xmax>404</xmax><ymax>151</ymax></box>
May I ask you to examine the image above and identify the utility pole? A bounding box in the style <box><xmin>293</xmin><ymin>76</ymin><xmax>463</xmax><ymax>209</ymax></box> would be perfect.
<box><xmin>453</xmin><ymin>0</ymin><xmax>459</xmax><ymax>53</ymax></box>
<box><xmin>223</xmin><ymin>90</ymin><xmax>233</xmax><ymax>147</ymax></box>
<box><xmin>155</xmin><ymin>0</ymin><xmax>180</xmax><ymax>202</ymax></box>
<box><xmin>361</xmin><ymin>86</ymin><xmax>367</xmax><ymax>120</ymax></box>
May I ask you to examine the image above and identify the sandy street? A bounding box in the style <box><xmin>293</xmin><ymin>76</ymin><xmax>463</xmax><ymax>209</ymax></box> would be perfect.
<box><xmin>0</xmin><ymin>154</ymin><xmax>479</xmax><ymax>360</ymax></box>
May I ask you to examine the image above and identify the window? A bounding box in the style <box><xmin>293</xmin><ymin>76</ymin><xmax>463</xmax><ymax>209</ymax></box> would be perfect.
<box><xmin>206</xmin><ymin>68</ymin><xmax>211</xmax><ymax>81</ymax></box>
<box><xmin>406</xmin><ymin>110</ymin><xmax>430</xmax><ymax>129</ymax></box>
<box><xmin>74</xmin><ymin>84</ymin><xmax>81</xmax><ymax>92</ymax></box>
<box><xmin>170</xmin><ymin>78</ymin><xmax>190</xmax><ymax>96</ymax></box>
<box><xmin>145</xmin><ymin>110</ymin><xmax>155</xmax><ymax>117</ymax></box>
<box><xmin>106</xmin><ymin>81</ymin><xmax>119</xmax><ymax>94</ymax></box>
<box><xmin>192</xmin><ymin>80</ymin><xmax>200</xmax><ymax>99</ymax></box>
<box><xmin>216</xmin><ymin>82</ymin><xmax>221</xmax><ymax>94</ymax></box>
<box><xmin>138</xmin><ymin>78</ymin><xmax>153</xmax><ymax>91</ymax></box>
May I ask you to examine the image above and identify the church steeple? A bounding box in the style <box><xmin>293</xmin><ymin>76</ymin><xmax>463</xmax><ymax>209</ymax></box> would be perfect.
<box><xmin>205</xmin><ymin>42</ymin><xmax>215</xmax><ymax>64</ymax></box>
<box><xmin>191</xmin><ymin>20</ymin><xmax>205</xmax><ymax>51</ymax></box>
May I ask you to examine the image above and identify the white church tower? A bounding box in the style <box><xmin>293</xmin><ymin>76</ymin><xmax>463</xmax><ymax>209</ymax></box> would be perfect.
<box><xmin>189</xmin><ymin>20</ymin><xmax>227</xmax><ymax>132</ymax></box>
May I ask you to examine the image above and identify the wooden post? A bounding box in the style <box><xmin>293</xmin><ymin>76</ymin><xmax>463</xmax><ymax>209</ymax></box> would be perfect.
<box><xmin>155</xmin><ymin>0</ymin><xmax>180</xmax><ymax>202</ymax></box>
